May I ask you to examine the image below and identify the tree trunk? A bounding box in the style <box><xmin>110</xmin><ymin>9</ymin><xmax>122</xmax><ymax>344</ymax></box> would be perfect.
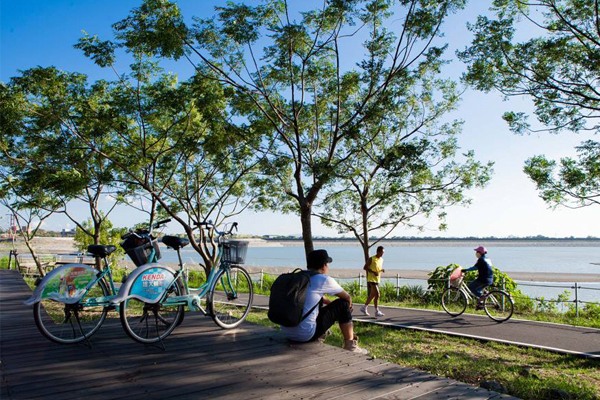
<box><xmin>23</xmin><ymin>237</ymin><xmax>45</xmax><ymax>277</ymax></box>
<box><xmin>300</xmin><ymin>201</ymin><xmax>314</xmax><ymax>258</ymax></box>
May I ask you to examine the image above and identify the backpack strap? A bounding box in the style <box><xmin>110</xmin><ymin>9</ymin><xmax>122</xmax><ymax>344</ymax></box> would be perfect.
<box><xmin>300</xmin><ymin>299</ymin><xmax>321</xmax><ymax>322</ymax></box>
<box><xmin>299</xmin><ymin>270</ymin><xmax>322</xmax><ymax>322</ymax></box>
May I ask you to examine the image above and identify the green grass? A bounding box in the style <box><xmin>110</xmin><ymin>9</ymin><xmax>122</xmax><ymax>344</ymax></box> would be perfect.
<box><xmin>245</xmin><ymin>309</ymin><xmax>600</xmax><ymax>400</ymax></box>
<box><xmin>342</xmin><ymin>282</ymin><xmax>600</xmax><ymax>329</ymax></box>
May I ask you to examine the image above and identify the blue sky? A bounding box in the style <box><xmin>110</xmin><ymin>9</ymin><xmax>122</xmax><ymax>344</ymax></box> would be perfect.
<box><xmin>1</xmin><ymin>1</ymin><xmax>598</xmax><ymax>238</ymax></box>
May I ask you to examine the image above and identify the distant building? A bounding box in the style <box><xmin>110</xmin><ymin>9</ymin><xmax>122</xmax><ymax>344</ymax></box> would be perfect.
<box><xmin>61</xmin><ymin>228</ymin><xmax>76</xmax><ymax>237</ymax></box>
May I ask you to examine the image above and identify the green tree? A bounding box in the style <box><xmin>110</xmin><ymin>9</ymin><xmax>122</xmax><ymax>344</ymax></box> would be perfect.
<box><xmin>458</xmin><ymin>0</ymin><xmax>600</xmax><ymax>208</ymax></box>
<box><xmin>71</xmin><ymin>38</ymin><xmax>272</xmax><ymax>271</ymax></box>
<box><xmin>1</xmin><ymin>69</ymin><xmax>124</xmax><ymax>250</ymax></box>
<box><xmin>74</xmin><ymin>217</ymin><xmax>126</xmax><ymax>265</ymax></box>
<box><xmin>106</xmin><ymin>0</ymin><xmax>470</xmax><ymax>256</ymax></box>
<box><xmin>316</xmin><ymin>71</ymin><xmax>493</xmax><ymax>259</ymax></box>
<box><xmin>0</xmin><ymin>189</ymin><xmax>58</xmax><ymax>276</ymax></box>
<box><xmin>524</xmin><ymin>141</ymin><xmax>600</xmax><ymax>208</ymax></box>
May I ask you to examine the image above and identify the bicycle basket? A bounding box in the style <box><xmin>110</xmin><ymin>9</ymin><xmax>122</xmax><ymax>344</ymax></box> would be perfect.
<box><xmin>449</xmin><ymin>267</ymin><xmax>463</xmax><ymax>288</ymax></box>
<box><xmin>122</xmin><ymin>238</ymin><xmax>161</xmax><ymax>267</ymax></box>
<box><xmin>450</xmin><ymin>277</ymin><xmax>463</xmax><ymax>288</ymax></box>
<box><xmin>222</xmin><ymin>240</ymin><xmax>248</xmax><ymax>264</ymax></box>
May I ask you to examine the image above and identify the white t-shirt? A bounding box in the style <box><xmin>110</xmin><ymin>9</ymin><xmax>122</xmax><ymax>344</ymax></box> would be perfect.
<box><xmin>281</xmin><ymin>273</ymin><xmax>344</xmax><ymax>342</ymax></box>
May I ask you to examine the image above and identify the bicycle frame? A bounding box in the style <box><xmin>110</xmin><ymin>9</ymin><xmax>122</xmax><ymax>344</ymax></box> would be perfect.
<box><xmin>452</xmin><ymin>279</ymin><xmax>477</xmax><ymax>303</ymax></box>
<box><xmin>453</xmin><ymin>278</ymin><xmax>506</xmax><ymax>308</ymax></box>
<box><xmin>444</xmin><ymin>275</ymin><xmax>513</xmax><ymax>322</ymax></box>
<box><xmin>112</xmin><ymin>220</ymin><xmax>250</xmax><ymax>315</ymax></box>
<box><xmin>113</xmin><ymin>244</ymin><xmax>239</xmax><ymax>312</ymax></box>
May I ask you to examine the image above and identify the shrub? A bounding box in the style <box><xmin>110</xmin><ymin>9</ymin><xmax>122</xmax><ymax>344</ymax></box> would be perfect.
<box><xmin>397</xmin><ymin>285</ymin><xmax>427</xmax><ymax>303</ymax></box>
<box><xmin>111</xmin><ymin>266</ymin><xmax>129</xmax><ymax>283</ymax></box>
<box><xmin>187</xmin><ymin>269</ymin><xmax>206</xmax><ymax>288</ymax></box>
<box><xmin>571</xmin><ymin>302</ymin><xmax>600</xmax><ymax>321</ymax></box>
<box><xmin>379</xmin><ymin>282</ymin><xmax>398</xmax><ymax>302</ymax></box>
<box><xmin>342</xmin><ymin>280</ymin><xmax>362</xmax><ymax>298</ymax></box>
<box><xmin>512</xmin><ymin>292</ymin><xmax>535</xmax><ymax>314</ymax></box>
<box><xmin>254</xmin><ymin>273</ymin><xmax>276</xmax><ymax>295</ymax></box>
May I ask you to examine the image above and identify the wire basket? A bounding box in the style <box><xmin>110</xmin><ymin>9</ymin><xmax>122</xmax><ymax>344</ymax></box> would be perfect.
<box><xmin>123</xmin><ymin>239</ymin><xmax>161</xmax><ymax>267</ymax></box>
<box><xmin>222</xmin><ymin>240</ymin><xmax>248</xmax><ymax>264</ymax></box>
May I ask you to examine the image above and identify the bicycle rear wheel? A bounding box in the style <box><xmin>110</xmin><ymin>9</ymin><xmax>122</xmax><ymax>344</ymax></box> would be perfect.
<box><xmin>441</xmin><ymin>287</ymin><xmax>467</xmax><ymax>317</ymax></box>
<box><xmin>33</xmin><ymin>279</ymin><xmax>110</xmax><ymax>344</ymax></box>
<box><xmin>208</xmin><ymin>265</ymin><xmax>253</xmax><ymax>329</ymax></box>
<box><xmin>120</xmin><ymin>279</ymin><xmax>185</xmax><ymax>344</ymax></box>
<box><xmin>484</xmin><ymin>290</ymin><xmax>514</xmax><ymax>322</ymax></box>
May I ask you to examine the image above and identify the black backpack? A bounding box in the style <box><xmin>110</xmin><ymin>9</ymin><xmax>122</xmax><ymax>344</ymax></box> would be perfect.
<box><xmin>268</xmin><ymin>269</ymin><xmax>320</xmax><ymax>327</ymax></box>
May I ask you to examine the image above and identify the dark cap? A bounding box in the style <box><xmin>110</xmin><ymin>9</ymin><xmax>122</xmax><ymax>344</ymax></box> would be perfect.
<box><xmin>307</xmin><ymin>249</ymin><xmax>332</xmax><ymax>269</ymax></box>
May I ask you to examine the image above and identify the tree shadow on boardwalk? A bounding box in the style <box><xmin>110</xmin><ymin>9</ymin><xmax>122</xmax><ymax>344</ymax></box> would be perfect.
<box><xmin>0</xmin><ymin>270</ymin><xmax>516</xmax><ymax>399</ymax></box>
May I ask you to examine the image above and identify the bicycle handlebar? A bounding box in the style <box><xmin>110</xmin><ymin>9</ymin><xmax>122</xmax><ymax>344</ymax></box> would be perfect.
<box><xmin>194</xmin><ymin>220</ymin><xmax>238</xmax><ymax>236</ymax></box>
<box><xmin>121</xmin><ymin>218</ymin><xmax>172</xmax><ymax>240</ymax></box>
<box><xmin>153</xmin><ymin>218</ymin><xmax>171</xmax><ymax>229</ymax></box>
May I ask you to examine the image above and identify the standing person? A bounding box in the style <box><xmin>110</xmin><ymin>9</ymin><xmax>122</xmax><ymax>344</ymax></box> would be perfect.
<box><xmin>281</xmin><ymin>249</ymin><xmax>368</xmax><ymax>354</ymax></box>
<box><xmin>462</xmin><ymin>246</ymin><xmax>494</xmax><ymax>308</ymax></box>
<box><xmin>360</xmin><ymin>246</ymin><xmax>385</xmax><ymax>317</ymax></box>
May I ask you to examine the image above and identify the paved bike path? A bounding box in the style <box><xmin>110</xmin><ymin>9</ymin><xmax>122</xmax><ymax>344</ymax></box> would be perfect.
<box><xmin>253</xmin><ymin>294</ymin><xmax>600</xmax><ymax>359</ymax></box>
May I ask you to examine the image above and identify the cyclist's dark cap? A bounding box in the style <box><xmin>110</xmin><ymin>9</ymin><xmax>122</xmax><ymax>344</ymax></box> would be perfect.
<box><xmin>307</xmin><ymin>249</ymin><xmax>332</xmax><ymax>270</ymax></box>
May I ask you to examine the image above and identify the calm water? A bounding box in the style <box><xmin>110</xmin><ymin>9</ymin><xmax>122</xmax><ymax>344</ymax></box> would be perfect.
<box><xmin>161</xmin><ymin>240</ymin><xmax>600</xmax><ymax>275</ymax></box>
<box><xmin>158</xmin><ymin>240</ymin><xmax>600</xmax><ymax>303</ymax></box>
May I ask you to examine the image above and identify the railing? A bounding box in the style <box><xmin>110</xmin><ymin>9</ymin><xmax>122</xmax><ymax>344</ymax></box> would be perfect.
<box><xmin>512</xmin><ymin>281</ymin><xmax>599</xmax><ymax>318</ymax></box>
<box><xmin>249</xmin><ymin>270</ymin><xmax>600</xmax><ymax>317</ymax></box>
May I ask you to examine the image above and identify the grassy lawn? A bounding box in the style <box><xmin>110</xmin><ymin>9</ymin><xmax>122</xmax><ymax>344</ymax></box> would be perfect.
<box><xmin>245</xmin><ymin>309</ymin><xmax>600</xmax><ymax>400</ymax></box>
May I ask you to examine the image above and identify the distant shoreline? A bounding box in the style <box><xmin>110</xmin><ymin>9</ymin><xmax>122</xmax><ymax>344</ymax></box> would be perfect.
<box><xmin>2</xmin><ymin>237</ymin><xmax>599</xmax><ymax>282</ymax></box>
<box><xmin>253</xmin><ymin>238</ymin><xmax>600</xmax><ymax>248</ymax></box>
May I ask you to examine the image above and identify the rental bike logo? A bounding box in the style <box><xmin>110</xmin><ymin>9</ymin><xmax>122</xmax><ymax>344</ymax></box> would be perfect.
<box><xmin>141</xmin><ymin>272</ymin><xmax>167</xmax><ymax>288</ymax></box>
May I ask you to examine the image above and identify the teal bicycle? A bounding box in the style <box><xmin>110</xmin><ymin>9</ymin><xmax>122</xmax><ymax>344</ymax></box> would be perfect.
<box><xmin>113</xmin><ymin>221</ymin><xmax>254</xmax><ymax>345</ymax></box>
<box><xmin>24</xmin><ymin>219</ymin><xmax>169</xmax><ymax>344</ymax></box>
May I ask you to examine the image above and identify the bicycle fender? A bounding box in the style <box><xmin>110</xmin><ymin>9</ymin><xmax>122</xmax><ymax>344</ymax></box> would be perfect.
<box><xmin>24</xmin><ymin>264</ymin><xmax>99</xmax><ymax>306</ymax></box>
<box><xmin>110</xmin><ymin>263</ymin><xmax>178</xmax><ymax>304</ymax></box>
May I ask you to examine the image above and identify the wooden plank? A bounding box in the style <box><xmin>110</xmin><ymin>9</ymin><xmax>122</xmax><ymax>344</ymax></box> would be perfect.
<box><xmin>1</xmin><ymin>270</ymin><xmax>513</xmax><ymax>400</ymax></box>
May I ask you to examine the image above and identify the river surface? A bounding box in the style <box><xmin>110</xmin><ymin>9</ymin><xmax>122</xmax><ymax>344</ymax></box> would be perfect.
<box><xmin>157</xmin><ymin>240</ymin><xmax>600</xmax><ymax>304</ymax></box>
<box><xmin>161</xmin><ymin>239</ymin><xmax>600</xmax><ymax>276</ymax></box>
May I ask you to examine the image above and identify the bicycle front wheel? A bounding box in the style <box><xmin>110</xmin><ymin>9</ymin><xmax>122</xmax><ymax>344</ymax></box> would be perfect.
<box><xmin>484</xmin><ymin>290</ymin><xmax>514</xmax><ymax>322</ymax></box>
<box><xmin>441</xmin><ymin>287</ymin><xmax>467</xmax><ymax>317</ymax></box>
<box><xmin>33</xmin><ymin>279</ymin><xmax>110</xmax><ymax>344</ymax></box>
<box><xmin>120</xmin><ymin>279</ymin><xmax>185</xmax><ymax>344</ymax></box>
<box><xmin>208</xmin><ymin>265</ymin><xmax>253</xmax><ymax>329</ymax></box>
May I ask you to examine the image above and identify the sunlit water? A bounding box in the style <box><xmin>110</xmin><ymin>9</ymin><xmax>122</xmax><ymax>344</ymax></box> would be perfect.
<box><xmin>158</xmin><ymin>240</ymin><xmax>600</xmax><ymax>304</ymax></box>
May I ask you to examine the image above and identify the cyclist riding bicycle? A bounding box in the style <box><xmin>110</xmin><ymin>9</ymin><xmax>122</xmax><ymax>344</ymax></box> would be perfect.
<box><xmin>462</xmin><ymin>246</ymin><xmax>493</xmax><ymax>309</ymax></box>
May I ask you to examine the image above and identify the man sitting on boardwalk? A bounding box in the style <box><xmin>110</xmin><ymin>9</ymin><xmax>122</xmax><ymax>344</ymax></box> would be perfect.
<box><xmin>281</xmin><ymin>249</ymin><xmax>368</xmax><ymax>354</ymax></box>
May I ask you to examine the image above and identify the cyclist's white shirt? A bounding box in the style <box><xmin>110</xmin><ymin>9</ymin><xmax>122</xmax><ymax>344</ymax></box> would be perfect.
<box><xmin>281</xmin><ymin>274</ymin><xmax>343</xmax><ymax>342</ymax></box>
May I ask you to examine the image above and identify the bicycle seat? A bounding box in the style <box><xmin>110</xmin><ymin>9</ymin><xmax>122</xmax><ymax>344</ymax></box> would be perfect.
<box><xmin>162</xmin><ymin>235</ymin><xmax>190</xmax><ymax>250</ymax></box>
<box><xmin>87</xmin><ymin>245</ymin><xmax>117</xmax><ymax>258</ymax></box>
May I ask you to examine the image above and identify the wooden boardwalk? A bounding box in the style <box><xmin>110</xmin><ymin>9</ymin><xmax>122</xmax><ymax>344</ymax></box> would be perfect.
<box><xmin>1</xmin><ymin>270</ymin><xmax>516</xmax><ymax>399</ymax></box>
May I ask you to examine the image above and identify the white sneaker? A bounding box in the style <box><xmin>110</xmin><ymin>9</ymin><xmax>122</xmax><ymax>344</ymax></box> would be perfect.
<box><xmin>375</xmin><ymin>310</ymin><xmax>385</xmax><ymax>317</ymax></box>
<box><xmin>360</xmin><ymin>305</ymin><xmax>370</xmax><ymax>316</ymax></box>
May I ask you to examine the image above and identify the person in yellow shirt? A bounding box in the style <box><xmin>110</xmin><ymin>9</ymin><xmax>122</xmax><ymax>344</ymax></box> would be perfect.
<box><xmin>360</xmin><ymin>246</ymin><xmax>385</xmax><ymax>317</ymax></box>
